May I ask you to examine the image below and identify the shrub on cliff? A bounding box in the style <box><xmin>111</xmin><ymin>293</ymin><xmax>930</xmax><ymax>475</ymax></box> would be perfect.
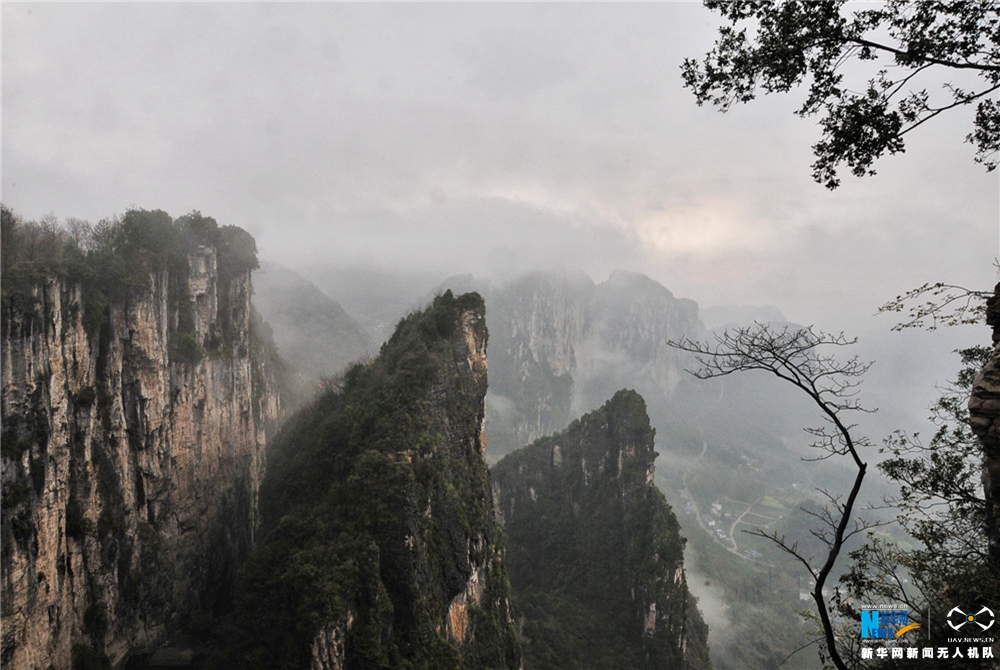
<box><xmin>0</xmin><ymin>205</ymin><xmax>259</xmax><ymax>348</ymax></box>
<box><xmin>218</xmin><ymin>291</ymin><xmax>521</xmax><ymax>670</ymax></box>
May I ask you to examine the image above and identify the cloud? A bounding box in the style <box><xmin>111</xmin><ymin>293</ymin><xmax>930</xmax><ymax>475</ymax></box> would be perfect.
<box><xmin>2</xmin><ymin>2</ymin><xmax>995</xmax><ymax>339</ymax></box>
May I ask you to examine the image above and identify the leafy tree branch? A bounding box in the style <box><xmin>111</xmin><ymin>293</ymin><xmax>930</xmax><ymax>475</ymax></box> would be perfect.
<box><xmin>877</xmin><ymin>282</ymin><xmax>991</xmax><ymax>331</ymax></box>
<box><xmin>683</xmin><ymin>0</ymin><xmax>1000</xmax><ymax>188</ymax></box>
<box><xmin>839</xmin><ymin>346</ymin><xmax>1000</xmax><ymax>667</ymax></box>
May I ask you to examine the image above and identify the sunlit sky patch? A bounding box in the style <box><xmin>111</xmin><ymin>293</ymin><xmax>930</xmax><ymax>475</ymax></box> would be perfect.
<box><xmin>3</xmin><ymin>2</ymin><xmax>997</xmax><ymax>396</ymax></box>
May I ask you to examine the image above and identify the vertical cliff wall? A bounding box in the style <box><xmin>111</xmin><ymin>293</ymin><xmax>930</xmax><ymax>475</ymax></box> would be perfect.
<box><xmin>225</xmin><ymin>291</ymin><xmax>520</xmax><ymax>670</ymax></box>
<box><xmin>969</xmin><ymin>281</ymin><xmax>1000</xmax><ymax>571</ymax></box>
<box><xmin>492</xmin><ymin>390</ymin><xmax>711</xmax><ymax>670</ymax></box>
<box><xmin>486</xmin><ymin>270</ymin><xmax>702</xmax><ymax>456</ymax></box>
<box><xmin>1</xmin><ymin>218</ymin><xmax>280</xmax><ymax>668</ymax></box>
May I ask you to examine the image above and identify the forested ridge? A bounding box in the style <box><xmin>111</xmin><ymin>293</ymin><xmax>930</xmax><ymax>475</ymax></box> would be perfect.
<box><xmin>493</xmin><ymin>390</ymin><xmax>712</xmax><ymax>670</ymax></box>
<box><xmin>215</xmin><ymin>291</ymin><xmax>521</xmax><ymax>670</ymax></box>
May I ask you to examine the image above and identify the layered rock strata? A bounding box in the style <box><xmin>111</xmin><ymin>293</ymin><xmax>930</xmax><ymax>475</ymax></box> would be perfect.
<box><xmin>1</xmin><ymin>245</ymin><xmax>280</xmax><ymax>668</ymax></box>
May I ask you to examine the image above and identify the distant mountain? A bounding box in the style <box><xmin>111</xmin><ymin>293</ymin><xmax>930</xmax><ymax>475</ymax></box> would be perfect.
<box><xmin>253</xmin><ymin>262</ymin><xmax>372</xmax><ymax>381</ymax></box>
<box><xmin>483</xmin><ymin>269</ymin><xmax>704</xmax><ymax>456</ymax></box>
<box><xmin>300</xmin><ymin>264</ymin><xmax>444</xmax><ymax>343</ymax></box>
<box><xmin>492</xmin><ymin>390</ymin><xmax>712</xmax><ymax>670</ymax></box>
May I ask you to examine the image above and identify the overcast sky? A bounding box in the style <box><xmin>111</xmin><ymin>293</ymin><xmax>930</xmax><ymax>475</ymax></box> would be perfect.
<box><xmin>3</xmin><ymin>2</ymin><xmax>999</xmax><ymax>410</ymax></box>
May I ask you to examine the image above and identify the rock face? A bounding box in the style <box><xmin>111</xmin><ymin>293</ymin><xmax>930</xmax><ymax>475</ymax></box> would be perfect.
<box><xmin>1</xmin><ymin>242</ymin><xmax>280</xmax><ymax>668</ymax></box>
<box><xmin>969</xmin><ymin>282</ymin><xmax>1000</xmax><ymax>569</ymax></box>
<box><xmin>250</xmin><ymin>267</ymin><xmax>703</xmax><ymax>459</ymax></box>
<box><xmin>486</xmin><ymin>270</ymin><xmax>702</xmax><ymax>456</ymax></box>
<box><xmin>227</xmin><ymin>291</ymin><xmax>521</xmax><ymax>669</ymax></box>
<box><xmin>492</xmin><ymin>390</ymin><xmax>712</xmax><ymax>670</ymax></box>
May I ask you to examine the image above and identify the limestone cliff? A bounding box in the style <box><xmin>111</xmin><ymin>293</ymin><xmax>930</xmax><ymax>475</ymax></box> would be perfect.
<box><xmin>969</xmin><ymin>282</ymin><xmax>1000</xmax><ymax>569</ymax></box>
<box><xmin>224</xmin><ymin>291</ymin><xmax>521</xmax><ymax>669</ymax></box>
<box><xmin>492</xmin><ymin>390</ymin><xmax>711</xmax><ymax>670</ymax></box>
<box><xmin>1</xmin><ymin>209</ymin><xmax>280</xmax><ymax>668</ymax></box>
<box><xmin>486</xmin><ymin>270</ymin><xmax>702</xmax><ymax>456</ymax></box>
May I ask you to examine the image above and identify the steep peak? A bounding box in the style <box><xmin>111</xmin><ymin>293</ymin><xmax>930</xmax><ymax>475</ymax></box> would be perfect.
<box><xmin>602</xmin><ymin>269</ymin><xmax>675</xmax><ymax>298</ymax></box>
<box><xmin>498</xmin><ymin>388</ymin><xmax>657</xmax><ymax>496</ymax></box>
<box><xmin>569</xmin><ymin>388</ymin><xmax>654</xmax><ymax>458</ymax></box>
<box><xmin>232</xmin><ymin>287</ymin><xmax>519</xmax><ymax>669</ymax></box>
<box><xmin>491</xmin><ymin>390</ymin><xmax>711</xmax><ymax>669</ymax></box>
<box><xmin>381</xmin><ymin>290</ymin><xmax>486</xmax><ymax>373</ymax></box>
<box><xmin>607</xmin><ymin>386</ymin><xmax>646</xmax><ymax>410</ymax></box>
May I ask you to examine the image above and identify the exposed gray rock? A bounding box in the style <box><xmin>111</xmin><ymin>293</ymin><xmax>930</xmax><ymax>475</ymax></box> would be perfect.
<box><xmin>1</xmin><ymin>246</ymin><xmax>280</xmax><ymax>669</ymax></box>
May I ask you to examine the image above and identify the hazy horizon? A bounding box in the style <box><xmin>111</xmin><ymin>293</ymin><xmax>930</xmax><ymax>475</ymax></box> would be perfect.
<box><xmin>4</xmin><ymin>1</ymin><xmax>997</xmax><ymax>423</ymax></box>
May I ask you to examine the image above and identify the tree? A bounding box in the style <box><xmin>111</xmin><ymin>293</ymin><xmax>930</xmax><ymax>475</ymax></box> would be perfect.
<box><xmin>838</xmin><ymin>346</ymin><xmax>1000</xmax><ymax>668</ymax></box>
<box><xmin>877</xmin><ymin>282</ymin><xmax>992</xmax><ymax>331</ymax></box>
<box><xmin>670</xmin><ymin>323</ymin><xmax>876</xmax><ymax>670</ymax></box>
<box><xmin>682</xmin><ymin>1</ymin><xmax>1000</xmax><ymax>188</ymax></box>
<box><xmin>684</xmin><ymin>0</ymin><xmax>1000</xmax><ymax>602</ymax></box>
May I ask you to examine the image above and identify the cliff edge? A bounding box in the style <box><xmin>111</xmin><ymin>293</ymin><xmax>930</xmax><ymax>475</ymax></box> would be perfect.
<box><xmin>492</xmin><ymin>390</ymin><xmax>711</xmax><ymax>670</ymax></box>
<box><xmin>223</xmin><ymin>290</ymin><xmax>521</xmax><ymax>669</ymax></box>
<box><xmin>1</xmin><ymin>208</ymin><xmax>281</xmax><ymax>668</ymax></box>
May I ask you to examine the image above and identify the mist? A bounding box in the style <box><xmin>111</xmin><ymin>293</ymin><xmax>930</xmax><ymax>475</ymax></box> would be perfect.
<box><xmin>4</xmin><ymin>3</ymin><xmax>998</xmax><ymax>669</ymax></box>
<box><xmin>5</xmin><ymin>3</ymin><xmax>994</xmax><ymax>325</ymax></box>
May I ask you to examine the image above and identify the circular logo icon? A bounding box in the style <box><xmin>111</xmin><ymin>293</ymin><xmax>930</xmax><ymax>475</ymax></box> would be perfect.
<box><xmin>947</xmin><ymin>606</ymin><xmax>995</xmax><ymax>632</ymax></box>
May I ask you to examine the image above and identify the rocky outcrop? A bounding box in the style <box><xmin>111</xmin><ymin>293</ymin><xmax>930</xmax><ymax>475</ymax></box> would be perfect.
<box><xmin>310</xmin><ymin>623</ymin><xmax>347</xmax><ymax>670</ymax></box>
<box><xmin>252</xmin><ymin>267</ymin><xmax>703</xmax><ymax>459</ymax></box>
<box><xmin>1</xmin><ymin>244</ymin><xmax>280</xmax><ymax>668</ymax></box>
<box><xmin>486</xmin><ymin>270</ymin><xmax>702</xmax><ymax>456</ymax></box>
<box><xmin>227</xmin><ymin>291</ymin><xmax>521</xmax><ymax>669</ymax></box>
<box><xmin>492</xmin><ymin>390</ymin><xmax>712</xmax><ymax>670</ymax></box>
<box><xmin>969</xmin><ymin>282</ymin><xmax>1000</xmax><ymax>569</ymax></box>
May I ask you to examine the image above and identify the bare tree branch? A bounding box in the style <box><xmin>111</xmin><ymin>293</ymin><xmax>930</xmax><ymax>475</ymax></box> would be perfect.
<box><xmin>669</xmin><ymin>323</ymin><xmax>873</xmax><ymax>670</ymax></box>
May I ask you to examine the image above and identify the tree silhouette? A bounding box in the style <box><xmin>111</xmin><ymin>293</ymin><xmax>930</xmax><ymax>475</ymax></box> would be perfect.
<box><xmin>670</xmin><ymin>323</ymin><xmax>877</xmax><ymax>670</ymax></box>
<box><xmin>683</xmin><ymin>1</ymin><xmax>1000</xmax><ymax>188</ymax></box>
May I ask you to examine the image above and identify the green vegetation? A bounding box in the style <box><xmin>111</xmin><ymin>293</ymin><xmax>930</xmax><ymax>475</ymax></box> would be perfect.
<box><xmin>492</xmin><ymin>390</ymin><xmax>711</xmax><ymax>670</ymax></box>
<box><xmin>217</xmin><ymin>291</ymin><xmax>520</xmax><ymax>670</ymax></box>
<box><xmin>838</xmin><ymin>347</ymin><xmax>1000</xmax><ymax>666</ymax></box>
<box><xmin>683</xmin><ymin>1</ymin><xmax>1000</xmax><ymax>189</ymax></box>
<box><xmin>72</xmin><ymin>643</ymin><xmax>111</xmax><ymax>670</ymax></box>
<box><xmin>1</xmin><ymin>205</ymin><xmax>258</xmax><ymax>358</ymax></box>
<box><xmin>65</xmin><ymin>496</ymin><xmax>92</xmax><ymax>540</ymax></box>
<box><xmin>72</xmin><ymin>386</ymin><xmax>97</xmax><ymax>407</ymax></box>
<box><xmin>1</xmin><ymin>480</ymin><xmax>31</xmax><ymax>511</ymax></box>
<box><xmin>170</xmin><ymin>331</ymin><xmax>205</xmax><ymax>366</ymax></box>
<box><xmin>1</xmin><ymin>431</ymin><xmax>33</xmax><ymax>462</ymax></box>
